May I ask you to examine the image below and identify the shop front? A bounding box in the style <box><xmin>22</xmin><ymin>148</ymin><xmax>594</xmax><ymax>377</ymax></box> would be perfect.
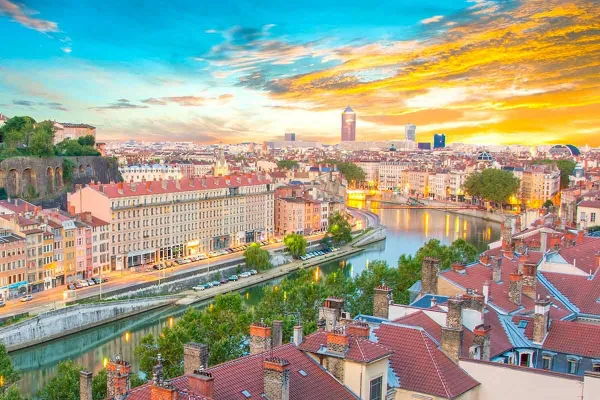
<box><xmin>1</xmin><ymin>280</ymin><xmax>28</xmax><ymax>300</ymax></box>
<box><xmin>212</xmin><ymin>235</ymin><xmax>230</xmax><ymax>250</ymax></box>
<box><xmin>126</xmin><ymin>248</ymin><xmax>156</xmax><ymax>268</ymax></box>
<box><xmin>186</xmin><ymin>240</ymin><xmax>201</xmax><ymax>256</ymax></box>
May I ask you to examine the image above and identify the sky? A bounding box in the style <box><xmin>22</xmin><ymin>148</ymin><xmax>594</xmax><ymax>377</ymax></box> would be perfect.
<box><xmin>0</xmin><ymin>0</ymin><xmax>599</xmax><ymax>146</ymax></box>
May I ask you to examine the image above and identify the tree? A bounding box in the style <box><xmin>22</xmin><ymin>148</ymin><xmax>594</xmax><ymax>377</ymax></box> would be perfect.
<box><xmin>284</xmin><ymin>233</ymin><xmax>307</xmax><ymax>259</ymax></box>
<box><xmin>62</xmin><ymin>159</ymin><xmax>76</xmax><ymax>184</ymax></box>
<box><xmin>28</xmin><ymin>121</ymin><xmax>55</xmax><ymax>157</ymax></box>
<box><xmin>335</xmin><ymin>162</ymin><xmax>366</xmax><ymax>187</ymax></box>
<box><xmin>244</xmin><ymin>243</ymin><xmax>271</xmax><ymax>271</ymax></box>
<box><xmin>77</xmin><ymin>135</ymin><xmax>96</xmax><ymax>147</ymax></box>
<box><xmin>543</xmin><ymin>200</ymin><xmax>554</xmax><ymax>209</ymax></box>
<box><xmin>55</xmin><ymin>138</ymin><xmax>100</xmax><ymax>156</ymax></box>
<box><xmin>92</xmin><ymin>369</ymin><xmax>107</xmax><ymax>400</ymax></box>
<box><xmin>462</xmin><ymin>168</ymin><xmax>520</xmax><ymax>207</ymax></box>
<box><xmin>37</xmin><ymin>360</ymin><xmax>82</xmax><ymax>400</ymax></box>
<box><xmin>0</xmin><ymin>344</ymin><xmax>20</xmax><ymax>395</ymax></box>
<box><xmin>534</xmin><ymin>159</ymin><xmax>576</xmax><ymax>189</ymax></box>
<box><xmin>0</xmin><ymin>116</ymin><xmax>35</xmax><ymax>144</ymax></box>
<box><xmin>326</xmin><ymin>212</ymin><xmax>352</xmax><ymax>245</ymax></box>
<box><xmin>0</xmin><ymin>386</ymin><xmax>25</xmax><ymax>400</ymax></box>
<box><xmin>277</xmin><ymin>160</ymin><xmax>299</xmax><ymax>170</ymax></box>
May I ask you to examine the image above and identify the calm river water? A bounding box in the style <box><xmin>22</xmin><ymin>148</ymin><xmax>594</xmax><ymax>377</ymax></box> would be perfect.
<box><xmin>14</xmin><ymin>203</ymin><xmax>500</xmax><ymax>395</ymax></box>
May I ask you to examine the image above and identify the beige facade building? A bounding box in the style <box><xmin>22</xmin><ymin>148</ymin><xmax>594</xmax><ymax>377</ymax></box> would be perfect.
<box><xmin>53</xmin><ymin>122</ymin><xmax>96</xmax><ymax>144</ymax></box>
<box><xmin>119</xmin><ymin>164</ymin><xmax>182</xmax><ymax>183</ymax></box>
<box><xmin>520</xmin><ymin>166</ymin><xmax>561</xmax><ymax>209</ymax></box>
<box><xmin>68</xmin><ymin>174</ymin><xmax>274</xmax><ymax>269</ymax></box>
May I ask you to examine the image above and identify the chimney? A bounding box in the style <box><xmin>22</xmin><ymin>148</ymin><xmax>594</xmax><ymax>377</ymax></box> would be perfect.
<box><xmin>479</xmin><ymin>253</ymin><xmax>490</xmax><ymax>266</ymax></box>
<box><xmin>441</xmin><ymin>296</ymin><xmax>464</xmax><ymax>363</ymax></box>
<box><xmin>250</xmin><ymin>322</ymin><xmax>272</xmax><ymax>354</ymax></box>
<box><xmin>131</xmin><ymin>182</ymin><xmax>137</xmax><ymax>192</ymax></box>
<box><xmin>578</xmin><ymin>229</ymin><xmax>584</xmax><ymax>244</ymax></box>
<box><xmin>150</xmin><ymin>383</ymin><xmax>177</xmax><ymax>400</ymax></box>
<box><xmin>79</xmin><ymin>371</ymin><xmax>93</xmax><ymax>400</ymax></box>
<box><xmin>451</xmin><ymin>262</ymin><xmax>466</xmax><ymax>274</ymax></box>
<box><xmin>327</xmin><ymin>328</ymin><xmax>349</xmax><ymax>354</ymax></box>
<box><xmin>347</xmin><ymin>322</ymin><xmax>370</xmax><ymax>338</ymax></box>
<box><xmin>175</xmin><ymin>179</ymin><xmax>181</xmax><ymax>190</ymax></box>
<box><xmin>431</xmin><ymin>296</ymin><xmax>437</xmax><ymax>308</ymax></box>
<box><xmin>373</xmin><ymin>286</ymin><xmax>392</xmax><ymax>319</ymax></box>
<box><xmin>420</xmin><ymin>257</ymin><xmax>440</xmax><ymax>295</ymax></box>
<box><xmin>517</xmin><ymin>253</ymin><xmax>527</xmax><ymax>274</ymax></box>
<box><xmin>482</xmin><ymin>281</ymin><xmax>490</xmax><ymax>304</ymax></box>
<box><xmin>106</xmin><ymin>356</ymin><xmax>131</xmax><ymax>399</ymax></box>
<box><xmin>472</xmin><ymin>324</ymin><xmax>492</xmax><ymax>361</ymax></box>
<box><xmin>183</xmin><ymin>342</ymin><xmax>209</xmax><ymax>375</ymax></box>
<box><xmin>263</xmin><ymin>358</ymin><xmax>290</xmax><ymax>400</ymax></box>
<box><xmin>202</xmin><ymin>177</ymin><xmax>207</xmax><ymax>187</ymax></box>
<box><xmin>292</xmin><ymin>325</ymin><xmax>303</xmax><ymax>346</ymax></box>
<box><xmin>272</xmin><ymin>320</ymin><xmax>283</xmax><ymax>348</ymax></box>
<box><xmin>522</xmin><ymin>261</ymin><xmax>538</xmax><ymax>299</ymax></box>
<box><xmin>492</xmin><ymin>256</ymin><xmax>502</xmax><ymax>283</ymax></box>
<box><xmin>318</xmin><ymin>297</ymin><xmax>344</xmax><ymax>332</ymax></box>
<box><xmin>508</xmin><ymin>272</ymin><xmax>523</xmax><ymax>306</ymax></box>
<box><xmin>152</xmin><ymin>355</ymin><xmax>164</xmax><ymax>386</ymax></box>
<box><xmin>188</xmin><ymin>370</ymin><xmax>214</xmax><ymax>399</ymax></box>
<box><xmin>541</xmin><ymin>229</ymin><xmax>548</xmax><ymax>253</ymax></box>
<box><xmin>533</xmin><ymin>295</ymin><xmax>551</xmax><ymax>345</ymax></box>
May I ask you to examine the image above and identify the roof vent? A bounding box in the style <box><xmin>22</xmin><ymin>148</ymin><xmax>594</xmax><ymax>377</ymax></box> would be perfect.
<box><xmin>298</xmin><ymin>369</ymin><xmax>307</xmax><ymax>377</ymax></box>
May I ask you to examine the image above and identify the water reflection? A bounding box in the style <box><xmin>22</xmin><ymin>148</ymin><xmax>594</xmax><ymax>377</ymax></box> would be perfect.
<box><xmin>14</xmin><ymin>206</ymin><xmax>500</xmax><ymax>397</ymax></box>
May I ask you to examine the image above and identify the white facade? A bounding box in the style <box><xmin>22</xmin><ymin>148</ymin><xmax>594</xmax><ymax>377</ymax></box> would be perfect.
<box><xmin>119</xmin><ymin>164</ymin><xmax>183</xmax><ymax>183</ymax></box>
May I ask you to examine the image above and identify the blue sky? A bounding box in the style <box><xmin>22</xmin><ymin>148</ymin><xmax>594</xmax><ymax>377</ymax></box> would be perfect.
<box><xmin>1</xmin><ymin>0</ymin><xmax>599</xmax><ymax>145</ymax></box>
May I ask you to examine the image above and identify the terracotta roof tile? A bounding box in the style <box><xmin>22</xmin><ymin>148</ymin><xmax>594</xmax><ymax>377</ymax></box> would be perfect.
<box><xmin>541</xmin><ymin>271</ymin><xmax>600</xmax><ymax>316</ymax></box>
<box><xmin>542</xmin><ymin>320</ymin><xmax>600</xmax><ymax>358</ymax></box>
<box><xmin>299</xmin><ymin>331</ymin><xmax>393</xmax><ymax>363</ymax></box>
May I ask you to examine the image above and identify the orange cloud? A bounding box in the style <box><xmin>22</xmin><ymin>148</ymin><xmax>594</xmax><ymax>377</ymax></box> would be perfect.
<box><xmin>0</xmin><ymin>0</ymin><xmax>59</xmax><ymax>32</ymax></box>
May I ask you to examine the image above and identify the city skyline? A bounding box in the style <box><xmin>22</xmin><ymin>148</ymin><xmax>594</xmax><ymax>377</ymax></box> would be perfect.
<box><xmin>1</xmin><ymin>0</ymin><xmax>599</xmax><ymax>145</ymax></box>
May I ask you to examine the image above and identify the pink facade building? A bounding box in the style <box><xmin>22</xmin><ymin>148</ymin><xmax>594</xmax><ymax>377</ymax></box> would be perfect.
<box><xmin>0</xmin><ymin>229</ymin><xmax>27</xmax><ymax>300</ymax></box>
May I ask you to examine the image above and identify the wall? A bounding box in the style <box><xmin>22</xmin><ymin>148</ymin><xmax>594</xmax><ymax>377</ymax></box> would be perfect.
<box><xmin>393</xmin><ymin>388</ymin><xmax>478</xmax><ymax>400</ymax></box>
<box><xmin>459</xmin><ymin>358</ymin><xmax>584</xmax><ymax>400</ymax></box>
<box><xmin>344</xmin><ymin>358</ymin><xmax>389</xmax><ymax>400</ymax></box>
<box><xmin>0</xmin><ymin>297</ymin><xmax>175</xmax><ymax>351</ymax></box>
<box><xmin>437</xmin><ymin>277</ymin><xmax>465</xmax><ymax>297</ymax></box>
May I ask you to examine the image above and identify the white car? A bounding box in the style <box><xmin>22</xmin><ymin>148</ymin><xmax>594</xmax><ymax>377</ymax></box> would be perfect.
<box><xmin>21</xmin><ymin>295</ymin><xmax>33</xmax><ymax>302</ymax></box>
<box><xmin>192</xmin><ymin>285</ymin><xmax>206</xmax><ymax>291</ymax></box>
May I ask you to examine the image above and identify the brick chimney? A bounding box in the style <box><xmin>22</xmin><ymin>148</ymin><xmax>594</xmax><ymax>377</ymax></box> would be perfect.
<box><xmin>492</xmin><ymin>256</ymin><xmax>502</xmax><ymax>283</ymax></box>
<box><xmin>161</xmin><ymin>180</ymin><xmax>168</xmax><ymax>190</ymax></box>
<box><xmin>472</xmin><ymin>324</ymin><xmax>492</xmax><ymax>361</ymax></box>
<box><xmin>183</xmin><ymin>342</ymin><xmax>209</xmax><ymax>375</ymax></box>
<box><xmin>292</xmin><ymin>325</ymin><xmax>303</xmax><ymax>346</ymax></box>
<box><xmin>533</xmin><ymin>295</ymin><xmax>551</xmax><ymax>345</ymax></box>
<box><xmin>347</xmin><ymin>322</ymin><xmax>370</xmax><ymax>338</ymax></box>
<box><xmin>522</xmin><ymin>261</ymin><xmax>538</xmax><ymax>299</ymax></box>
<box><xmin>578</xmin><ymin>229</ymin><xmax>584</xmax><ymax>244</ymax></box>
<box><xmin>595</xmin><ymin>251</ymin><xmax>600</xmax><ymax>270</ymax></box>
<box><xmin>250</xmin><ymin>322</ymin><xmax>272</xmax><ymax>354</ymax></box>
<box><xmin>272</xmin><ymin>320</ymin><xmax>283</xmax><ymax>348</ymax></box>
<box><xmin>188</xmin><ymin>370</ymin><xmax>215</xmax><ymax>399</ymax></box>
<box><xmin>318</xmin><ymin>297</ymin><xmax>344</xmax><ymax>332</ymax></box>
<box><xmin>508</xmin><ymin>272</ymin><xmax>523</xmax><ymax>306</ymax></box>
<box><xmin>106</xmin><ymin>356</ymin><xmax>131</xmax><ymax>399</ymax></box>
<box><xmin>150</xmin><ymin>383</ymin><xmax>178</xmax><ymax>400</ymax></box>
<box><xmin>80</xmin><ymin>371</ymin><xmax>93</xmax><ymax>400</ymax></box>
<box><xmin>441</xmin><ymin>296</ymin><xmax>464</xmax><ymax>363</ymax></box>
<box><xmin>451</xmin><ymin>262</ymin><xmax>466</xmax><ymax>274</ymax></box>
<box><xmin>517</xmin><ymin>253</ymin><xmax>527</xmax><ymax>274</ymax></box>
<box><xmin>263</xmin><ymin>358</ymin><xmax>290</xmax><ymax>400</ymax></box>
<box><xmin>373</xmin><ymin>286</ymin><xmax>392</xmax><ymax>319</ymax></box>
<box><xmin>327</xmin><ymin>328</ymin><xmax>350</xmax><ymax>354</ymax></box>
<box><xmin>479</xmin><ymin>253</ymin><xmax>490</xmax><ymax>266</ymax></box>
<box><xmin>420</xmin><ymin>257</ymin><xmax>440</xmax><ymax>295</ymax></box>
<box><xmin>482</xmin><ymin>281</ymin><xmax>490</xmax><ymax>304</ymax></box>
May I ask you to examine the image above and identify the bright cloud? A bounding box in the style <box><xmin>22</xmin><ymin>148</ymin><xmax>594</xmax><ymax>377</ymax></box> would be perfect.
<box><xmin>0</xmin><ymin>0</ymin><xmax>58</xmax><ymax>32</ymax></box>
<box><xmin>421</xmin><ymin>15</ymin><xmax>444</xmax><ymax>24</ymax></box>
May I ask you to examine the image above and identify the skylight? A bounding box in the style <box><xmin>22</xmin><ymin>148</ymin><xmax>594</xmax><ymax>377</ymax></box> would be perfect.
<box><xmin>298</xmin><ymin>369</ymin><xmax>308</xmax><ymax>377</ymax></box>
<box><xmin>518</xmin><ymin>320</ymin><xmax>528</xmax><ymax>329</ymax></box>
<box><xmin>242</xmin><ymin>390</ymin><xmax>252</xmax><ymax>398</ymax></box>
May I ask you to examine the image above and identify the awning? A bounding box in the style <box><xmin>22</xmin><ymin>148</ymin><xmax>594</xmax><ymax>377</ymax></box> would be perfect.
<box><xmin>127</xmin><ymin>248</ymin><xmax>156</xmax><ymax>258</ymax></box>
<box><xmin>0</xmin><ymin>281</ymin><xmax>28</xmax><ymax>290</ymax></box>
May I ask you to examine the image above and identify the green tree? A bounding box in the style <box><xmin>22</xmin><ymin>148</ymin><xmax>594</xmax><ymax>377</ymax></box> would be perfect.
<box><xmin>0</xmin><ymin>344</ymin><xmax>20</xmax><ymax>395</ymax></box>
<box><xmin>534</xmin><ymin>159</ymin><xmax>576</xmax><ymax>189</ymax></box>
<box><xmin>91</xmin><ymin>369</ymin><xmax>107</xmax><ymax>400</ymax></box>
<box><xmin>335</xmin><ymin>162</ymin><xmax>366</xmax><ymax>187</ymax></box>
<box><xmin>543</xmin><ymin>199</ymin><xmax>554</xmax><ymax>208</ymax></box>
<box><xmin>28</xmin><ymin>121</ymin><xmax>55</xmax><ymax>157</ymax></box>
<box><xmin>244</xmin><ymin>243</ymin><xmax>271</xmax><ymax>271</ymax></box>
<box><xmin>462</xmin><ymin>168</ymin><xmax>520</xmax><ymax>207</ymax></box>
<box><xmin>0</xmin><ymin>386</ymin><xmax>25</xmax><ymax>400</ymax></box>
<box><xmin>414</xmin><ymin>238</ymin><xmax>478</xmax><ymax>271</ymax></box>
<box><xmin>277</xmin><ymin>160</ymin><xmax>299</xmax><ymax>170</ymax></box>
<box><xmin>284</xmin><ymin>233</ymin><xmax>307</xmax><ymax>259</ymax></box>
<box><xmin>77</xmin><ymin>135</ymin><xmax>96</xmax><ymax>147</ymax></box>
<box><xmin>62</xmin><ymin>159</ymin><xmax>76</xmax><ymax>184</ymax></box>
<box><xmin>0</xmin><ymin>116</ymin><xmax>35</xmax><ymax>145</ymax></box>
<box><xmin>55</xmin><ymin>139</ymin><xmax>100</xmax><ymax>156</ymax></box>
<box><xmin>326</xmin><ymin>212</ymin><xmax>352</xmax><ymax>245</ymax></box>
<box><xmin>37</xmin><ymin>360</ymin><xmax>81</xmax><ymax>400</ymax></box>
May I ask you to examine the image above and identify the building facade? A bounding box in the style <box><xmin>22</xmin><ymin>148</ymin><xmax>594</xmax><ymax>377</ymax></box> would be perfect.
<box><xmin>405</xmin><ymin>124</ymin><xmax>416</xmax><ymax>141</ymax></box>
<box><xmin>119</xmin><ymin>164</ymin><xmax>182</xmax><ymax>183</ymax></box>
<box><xmin>341</xmin><ymin>106</ymin><xmax>356</xmax><ymax>142</ymax></box>
<box><xmin>0</xmin><ymin>229</ymin><xmax>27</xmax><ymax>300</ymax></box>
<box><xmin>434</xmin><ymin>133</ymin><xmax>446</xmax><ymax>149</ymax></box>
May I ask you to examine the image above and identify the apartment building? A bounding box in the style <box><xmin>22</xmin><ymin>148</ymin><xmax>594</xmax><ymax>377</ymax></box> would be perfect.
<box><xmin>520</xmin><ymin>166</ymin><xmax>561</xmax><ymax>208</ymax></box>
<box><xmin>0</xmin><ymin>229</ymin><xmax>27</xmax><ymax>300</ymax></box>
<box><xmin>354</xmin><ymin>161</ymin><xmax>379</xmax><ymax>188</ymax></box>
<box><xmin>378</xmin><ymin>162</ymin><xmax>409</xmax><ymax>190</ymax></box>
<box><xmin>275</xmin><ymin>197</ymin><xmax>305</xmax><ymax>235</ymax></box>
<box><xmin>119</xmin><ymin>164</ymin><xmax>183</xmax><ymax>183</ymax></box>
<box><xmin>77</xmin><ymin>213</ymin><xmax>111</xmax><ymax>276</ymax></box>
<box><xmin>53</xmin><ymin>122</ymin><xmax>96</xmax><ymax>144</ymax></box>
<box><xmin>68</xmin><ymin>174</ymin><xmax>274</xmax><ymax>270</ymax></box>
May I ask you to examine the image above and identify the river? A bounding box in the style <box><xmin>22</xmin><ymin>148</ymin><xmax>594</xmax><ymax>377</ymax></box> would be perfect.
<box><xmin>13</xmin><ymin>204</ymin><xmax>500</xmax><ymax>396</ymax></box>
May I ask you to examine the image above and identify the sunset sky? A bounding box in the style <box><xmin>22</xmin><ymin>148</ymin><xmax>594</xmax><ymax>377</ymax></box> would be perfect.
<box><xmin>1</xmin><ymin>0</ymin><xmax>599</xmax><ymax>145</ymax></box>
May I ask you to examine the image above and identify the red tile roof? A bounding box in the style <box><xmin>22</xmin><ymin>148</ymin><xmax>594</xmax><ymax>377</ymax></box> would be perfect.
<box><xmin>511</xmin><ymin>316</ymin><xmax>534</xmax><ymax>340</ymax></box>
<box><xmin>578</xmin><ymin>200</ymin><xmax>600</xmax><ymax>208</ymax></box>
<box><xmin>556</xmin><ymin>237</ymin><xmax>600</xmax><ymax>273</ymax></box>
<box><xmin>299</xmin><ymin>331</ymin><xmax>393</xmax><ymax>363</ymax></box>
<box><xmin>542</xmin><ymin>320</ymin><xmax>600</xmax><ymax>358</ymax></box>
<box><xmin>374</xmin><ymin>323</ymin><xmax>479</xmax><ymax>399</ymax></box>
<box><xmin>126</xmin><ymin>344</ymin><xmax>358</xmax><ymax>400</ymax></box>
<box><xmin>541</xmin><ymin>272</ymin><xmax>600</xmax><ymax>316</ymax></box>
<box><xmin>88</xmin><ymin>174</ymin><xmax>270</xmax><ymax>198</ymax></box>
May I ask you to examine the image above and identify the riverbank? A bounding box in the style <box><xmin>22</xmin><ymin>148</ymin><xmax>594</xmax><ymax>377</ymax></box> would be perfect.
<box><xmin>374</xmin><ymin>194</ymin><xmax>504</xmax><ymax>223</ymax></box>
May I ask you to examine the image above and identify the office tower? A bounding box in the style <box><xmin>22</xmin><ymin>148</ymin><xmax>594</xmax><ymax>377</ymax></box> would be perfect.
<box><xmin>405</xmin><ymin>124</ymin><xmax>416</xmax><ymax>141</ymax></box>
<box><xmin>284</xmin><ymin>132</ymin><xmax>296</xmax><ymax>142</ymax></box>
<box><xmin>341</xmin><ymin>106</ymin><xmax>356</xmax><ymax>142</ymax></box>
<box><xmin>418</xmin><ymin>142</ymin><xmax>431</xmax><ymax>150</ymax></box>
<box><xmin>434</xmin><ymin>133</ymin><xmax>446</xmax><ymax>149</ymax></box>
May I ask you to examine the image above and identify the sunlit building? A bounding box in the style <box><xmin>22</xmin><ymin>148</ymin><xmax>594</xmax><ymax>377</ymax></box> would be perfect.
<box><xmin>405</xmin><ymin>124</ymin><xmax>416</xmax><ymax>141</ymax></box>
<box><xmin>341</xmin><ymin>106</ymin><xmax>356</xmax><ymax>142</ymax></box>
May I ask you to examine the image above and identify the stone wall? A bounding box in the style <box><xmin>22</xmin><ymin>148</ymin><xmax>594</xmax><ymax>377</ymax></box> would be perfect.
<box><xmin>0</xmin><ymin>156</ymin><xmax>119</xmax><ymax>199</ymax></box>
<box><xmin>0</xmin><ymin>297</ymin><xmax>175</xmax><ymax>351</ymax></box>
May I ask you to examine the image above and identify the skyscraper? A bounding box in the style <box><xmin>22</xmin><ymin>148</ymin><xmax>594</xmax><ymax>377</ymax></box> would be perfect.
<box><xmin>434</xmin><ymin>133</ymin><xmax>446</xmax><ymax>149</ymax></box>
<box><xmin>284</xmin><ymin>132</ymin><xmax>296</xmax><ymax>142</ymax></box>
<box><xmin>405</xmin><ymin>124</ymin><xmax>416</xmax><ymax>141</ymax></box>
<box><xmin>341</xmin><ymin>106</ymin><xmax>356</xmax><ymax>142</ymax></box>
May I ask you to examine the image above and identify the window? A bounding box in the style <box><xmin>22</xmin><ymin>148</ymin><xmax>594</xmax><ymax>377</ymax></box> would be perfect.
<box><xmin>593</xmin><ymin>362</ymin><xmax>600</xmax><ymax>372</ymax></box>
<box><xmin>369</xmin><ymin>376</ymin><xmax>382</xmax><ymax>400</ymax></box>
<box><xmin>542</xmin><ymin>356</ymin><xmax>552</xmax><ymax>370</ymax></box>
<box><xmin>592</xmin><ymin>213</ymin><xmax>597</xmax><ymax>223</ymax></box>
<box><xmin>567</xmin><ymin>359</ymin><xmax>578</xmax><ymax>374</ymax></box>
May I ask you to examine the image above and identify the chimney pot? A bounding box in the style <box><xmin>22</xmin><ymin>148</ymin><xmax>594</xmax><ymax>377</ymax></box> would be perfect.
<box><xmin>188</xmin><ymin>370</ymin><xmax>214</xmax><ymax>398</ymax></box>
<box><xmin>373</xmin><ymin>286</ymin><xmax>392</xmax><ymax>319</ymax></box>
<box><xmin>263</xmin><ymin>358</ymin><xmax>290</xmax><ymax>400</ymax></box>
<box><xmin>249</xmin><ymin>322</ymin><xmax>272</xmax><ymax>354</ymax></box>
<box><xmin>293</xmin><ymin>325</ymin><xmax>303</xmax><ymax>347</ymax></box>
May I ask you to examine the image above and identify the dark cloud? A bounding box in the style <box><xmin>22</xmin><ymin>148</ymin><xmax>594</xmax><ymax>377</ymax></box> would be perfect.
<box><xmin>12</xmin><ymin>99</ymin><xmax>68</xmax><ymax>111</ymax></box>
<box><xmin>229</xmin><ymin>26</ymin><xmax>265</xmax><ymax>47</ymax></box>
<box><xmin>91</xmin><ymin>99</ymin><xmax>149</xmax><ymax>111</ymax></box>
<box><xmin>13</xmin><ymin>100</ymin><xmax>35</xmax><ymax>106</ymax></box>
<box><xmin>236</xmin><ymin>70</ymin><xmax>290</xmax><ymax>93</ymax></box>
<box><xmin>141</xmin><ymin>98</ymin><xmax>168</xmax><ymax>105</ymax></box>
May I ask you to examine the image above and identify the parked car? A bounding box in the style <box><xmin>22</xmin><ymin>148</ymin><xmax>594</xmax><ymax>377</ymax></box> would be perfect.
<box><xmin>79</xmin><ymin>280</ymin><xmax>89</xmax><ymax>287</ymax></box>
<box><xmin>239</xmin><ymin>272</ymin><xmax>250</xmax><ymax>278</ymax></box>
<box><xmin>192</xmin><ymin>285</ymin><xmax>206</xmax><ymax>291</ymax></box>
<box><xmin>0</xmin><ymin>301</ymin><xmax>5</xmax><ymax>307</ymax></box>
<box><xmin>74</xmin><ymin>282</ymin><xmax>83</xmax><ymax>289</ymax></box>
<box><xmin>21</xmin><ymin>295</ymin><xmax>33</xmax><ymax>302</ymax></box>
<box><xmin>68</xmin><ymin>283</ymin><xmax>76</xmax><ymax>290</ymax></box>
<box><xmin>228</xmin><ymin>275</ymin><xmax>239</xmax><ymax>281</ymax></box>
<box><xmin>249</xmin><ymin>269</ymin><xmax>258</xmax><ymax>275</ymax></box>
<box><xmin>219</xmin><ymin>278</ymin><xmax>228</xmax><ymax>285</ymax></box>
<box><xmin>87</xmin><ymin>279</ymin><xmax>96</xmax><ymax>286</ymax></box>
<box><xmin>211</xmin><ymin>281</ymin><xmax>221</xmax><ymax>287</ymax></box>
<box><xmin>204</xmin><ymin>282</ymin><xmax>214</xmax><ymax>288</ymax></box>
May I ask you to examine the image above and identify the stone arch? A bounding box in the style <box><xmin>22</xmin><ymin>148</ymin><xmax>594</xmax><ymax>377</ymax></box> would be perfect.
<box><xmin>55</xmin><ymin>167</ymin><xmax>63</xmax><ymax>188</ymax></box>
<box><xmin>7</xmin><ymin>169</ymin><xmax>19</xmax><ymax>197</ymax></box>
<box><xmin>46</xmin><ymin>167</ymin><xmax>55</xmax><ymax>194</ymax></box>
<box><xmin>22</xmin><ymin>168</ymin><xmax>37</xmax><ymax>196</ymax></box>
<box><xmin>85</xmin><ymin>164</ymin><xmax>93</xmax><ymax>177</ymax></box>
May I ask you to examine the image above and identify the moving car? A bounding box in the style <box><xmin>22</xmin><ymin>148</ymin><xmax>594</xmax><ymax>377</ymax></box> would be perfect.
<box><xmin>21</xmin><ymin>295</ymin><xmax>33</xmax><ymax>302</ymax></box>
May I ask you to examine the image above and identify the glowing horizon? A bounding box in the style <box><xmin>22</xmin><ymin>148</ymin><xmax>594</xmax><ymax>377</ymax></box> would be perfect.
<box><xmin>1</xmin><ymin>0</ymin><xmax>599</xmax><ymax>146</ymax></box>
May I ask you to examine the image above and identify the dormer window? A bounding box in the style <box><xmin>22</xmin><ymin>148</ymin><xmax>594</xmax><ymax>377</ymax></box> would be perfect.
<box><xmin>592</xmin><ymin>360</ymin><xmax>600</xmax><ymax>372</ymax></box>
<box><xmin>566</xmin><ymin>356</ymin><xmax>581</xmax><ymax>374</ymax></box>
<box><xmin>541</xmin><ymin>351</ymin><xmax>556</xmax><ymax>370</ymax></box>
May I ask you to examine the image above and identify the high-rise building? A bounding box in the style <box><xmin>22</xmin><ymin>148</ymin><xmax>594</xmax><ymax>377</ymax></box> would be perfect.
<box><xmin>405</xmin><ymin>124</ymin><xmax>416</xmax><ymax>141</ymax></box>
<box><xmin>417</xmin><ymin>142</ymin><xmax>431</xmax><ymax>150</ymax></box>
<box><xmin>284</xmin><ymin>132</ymin><xmax>296</xmax><ymax>142</ymax></box>
<box><xmin>341</xmin><ymin>106</ymin><xmax>356</xmax><ymax>142</ymax></box>
<box><xmin>434</xmin><ymin>133</ymin><xmax>446</xmax><ymax>149</ymax></box>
